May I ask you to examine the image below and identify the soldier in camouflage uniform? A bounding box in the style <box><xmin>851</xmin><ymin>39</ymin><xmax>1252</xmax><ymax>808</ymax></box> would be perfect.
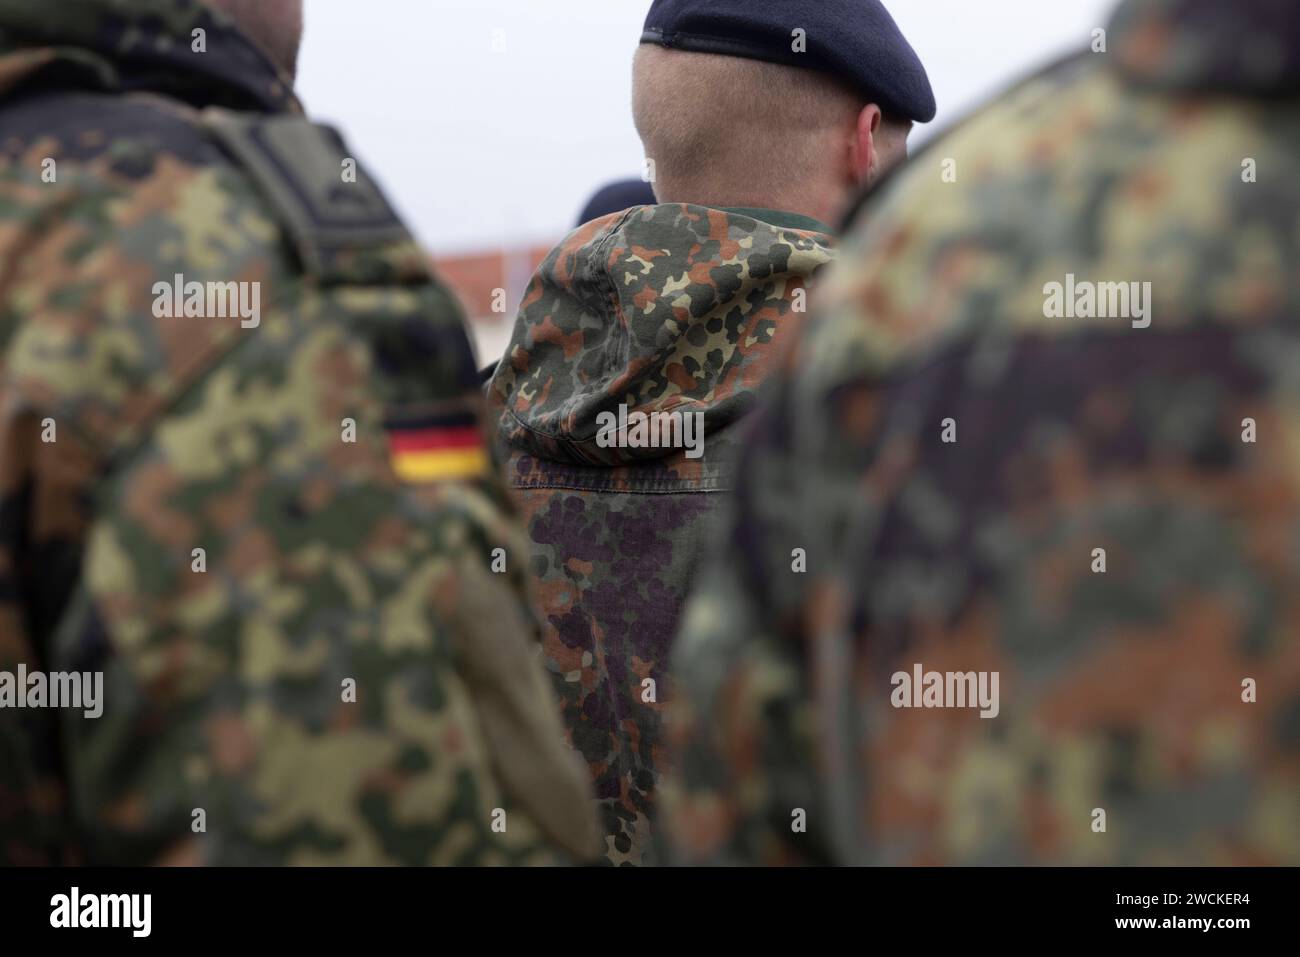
<box><xmin>488</xmin><ymin>0</ymin><xmax>934</xmax><ymax>864</ymax></box>
<box><xmin>0</xmin><ymin>0</ymin><xmax>597</xmax><ymax>865</ymax></box>
<box><xmin>666</xmin><ymin>0</ymin><xmax>1300</xmax><ymax>865</ymax></box>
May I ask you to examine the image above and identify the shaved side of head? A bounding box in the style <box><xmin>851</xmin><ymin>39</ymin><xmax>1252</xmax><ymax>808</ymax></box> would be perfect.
<box><xmin>633</xmin><ymin>45</ymin><xmax>911</xmax><ymax>217</ymax></box>
<box><xmin>206</xmin><ymin>0</ymin><xmax>304</xmax><ymax>79</ymax></box>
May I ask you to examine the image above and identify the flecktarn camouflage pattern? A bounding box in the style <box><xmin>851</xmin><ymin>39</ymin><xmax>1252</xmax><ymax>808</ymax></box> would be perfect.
<box><xmin>0</xmin><ymin>0</ymin><xmax>597</xmax><ymax>865</ymax></box>
<box><xmin>489</xmin><ymin>204</ymin><xmax>836</xmax><ymax>864</ymax></box>
<box><xmin>665</xmin><ymin>0</ymin><xmax>1300</xmax><ymax>865</ymax></box>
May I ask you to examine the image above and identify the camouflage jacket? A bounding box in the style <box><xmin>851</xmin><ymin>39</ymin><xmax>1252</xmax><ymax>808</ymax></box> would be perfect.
<box><xmin>488</xmin><ymin>204</ymin><xmax>836</xmax><ymax>863</ymax></box>
<box><xmin>0</xmin><ymin>0</ymin><xmax>596</xmax><ymax>865</ymax></box>
<box><xmin>666</xmin><ymin>0</ymin><xmax>1300</xmax><ymax>866</ymax></box>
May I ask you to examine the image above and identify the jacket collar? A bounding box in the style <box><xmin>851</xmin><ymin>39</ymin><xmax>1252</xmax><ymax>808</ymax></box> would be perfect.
<box><xmin>0</xmin><ymin>0</ymin><xmax>299</xmax><ymax>113</ymax></box>
<box><xmin>1110</xmin><ymin>0</ymin><xmax>1300</xmax><ymax>97</ymax></box>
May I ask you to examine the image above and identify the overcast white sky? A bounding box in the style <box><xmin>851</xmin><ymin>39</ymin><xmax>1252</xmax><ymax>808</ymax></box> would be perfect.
<box><xmin>298</xmin><ymin>0</ymin><xmax>1116</xmax><ymax>256</ymax></box>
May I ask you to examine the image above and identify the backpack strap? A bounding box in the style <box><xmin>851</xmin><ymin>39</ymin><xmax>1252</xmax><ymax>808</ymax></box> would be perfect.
<box><xmin>201</xmin><ymin>107</ymin><xmax>416</xmax><ymax>282</ymax></box>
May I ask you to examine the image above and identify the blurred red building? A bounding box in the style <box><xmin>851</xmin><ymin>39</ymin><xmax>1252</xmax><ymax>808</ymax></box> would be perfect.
<box><xmin>432</xmin><ymin>243</ymin><xmax>555</xmax><ymax>365</ymax></box>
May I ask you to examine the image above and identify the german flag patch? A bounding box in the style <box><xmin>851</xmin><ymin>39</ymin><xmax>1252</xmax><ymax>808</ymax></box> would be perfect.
<box><xmin>385</xmin><ymin>410</ymin><xmax>489</xmax><ymax>483</ymax></box>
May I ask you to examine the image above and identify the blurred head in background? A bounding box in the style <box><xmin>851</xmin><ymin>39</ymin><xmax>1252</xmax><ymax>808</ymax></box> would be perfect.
<box><xmin>576</xmin><ymin>179</ymin><xmax>659</xmax><ymax>227</ymax></box>
<box><xmin>208</xmin><ymin>0</ymin><xmax>304</xmax><ymax>78</ymax></box>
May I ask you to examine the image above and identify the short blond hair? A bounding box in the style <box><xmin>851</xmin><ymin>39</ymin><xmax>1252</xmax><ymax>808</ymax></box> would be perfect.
<box><xmin>633</xmin><ymin>45</ymin><xmax>904</xmax><ymax>204</ymax></box>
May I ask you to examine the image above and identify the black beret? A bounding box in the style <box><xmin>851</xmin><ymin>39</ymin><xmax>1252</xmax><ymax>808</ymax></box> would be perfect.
<box><xmin>576</xmin><ymin>179</ymin><xmax>658</xmax><ymax>227</ymax></box>
<box><xmin>641</xmin><ymin>0</ymin><xmax>936</xmax><ymax>123</ymax></box>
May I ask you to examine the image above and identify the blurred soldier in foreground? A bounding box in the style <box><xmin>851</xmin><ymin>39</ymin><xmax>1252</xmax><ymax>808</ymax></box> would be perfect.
<box><xmin>0</xmin><ymin>0</ymin><xmax>596</xmax><ymax>865</ymax></box>
<box><xmin>489</xmin><ymin>0</ymin><xmax>933</xmax><ymax>864</ymax></box>
<box><xmin>667</xmin><ymin>0</ymin><xmax>1300</xmax><ymax>865</ymax></box>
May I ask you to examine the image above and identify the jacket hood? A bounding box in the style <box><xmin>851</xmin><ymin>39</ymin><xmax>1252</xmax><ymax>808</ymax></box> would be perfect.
<box><xmin>489</xmin><ymin>203</ymin><xmax>836</xmax><ymax>467</ymax></box>
<box><xmin>0</xmin><ymin>0</ymin><xmax>298</xmax><ymax>113</ymax></box>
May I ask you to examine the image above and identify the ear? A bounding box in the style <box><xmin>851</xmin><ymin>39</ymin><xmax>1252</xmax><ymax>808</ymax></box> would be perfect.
<box><xmin>849</xmin><ymin>104</ymin><xmax>884</xmax><ymax>186</ymax></box>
